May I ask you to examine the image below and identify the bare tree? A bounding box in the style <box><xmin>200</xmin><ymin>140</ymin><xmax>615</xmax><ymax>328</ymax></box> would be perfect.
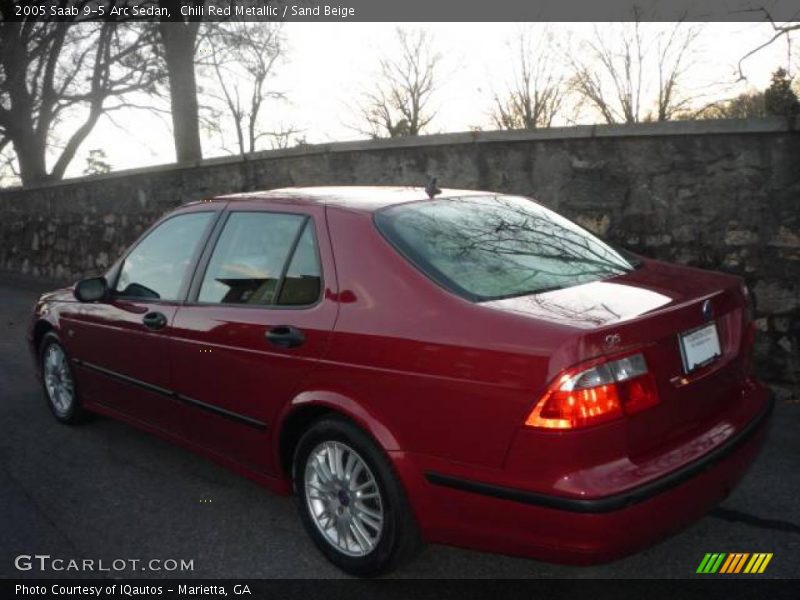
<box><xmin>568</xmin><ymin>18</ymin><xmax>702</xmax><ymax>124</ymax></box>
<box><xmin>197</xmin><ymin>22</ymin><xmax>295</xmax><ymax>156</ymax></box>
<box><xmin>653</xmin><ymin>22</ymin><xmax>704</xmax><ymax>121</ymax></box>
<box><xmin>354</xmin><ymin>28</ymin><xmax>441</xmax><ymax>138</ymax></box>
<box><xmin>491</xmin><ymin>28</ymin><xmax>566</xmax><ymax>130</ymax></box>
<box><xmin>264</xmin><ymin>123</ymin><xmax>305</xmax><ymax>150</ymax></box>
<box><xmin>695</xmin><ymin>91</ymin><xmax>766</xmax><ymax>119</ymax></box>
<box><xmin>737</xmin><ymin>9</ymin><xmax>799</xmax><ymax>79</ymax></box>
<box><xmin>0</xmin><ymin>20</ymin><xmax>161</xmax><ymax>185</ymax></box>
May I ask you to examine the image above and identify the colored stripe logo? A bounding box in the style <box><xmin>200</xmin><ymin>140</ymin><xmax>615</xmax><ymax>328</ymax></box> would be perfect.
<box><xmin>696</xmin><ymin>553</ymin><xmax>773</xmax><ymax>574</ymax></box>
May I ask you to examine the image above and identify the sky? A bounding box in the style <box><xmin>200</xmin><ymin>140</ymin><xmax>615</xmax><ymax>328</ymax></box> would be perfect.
<box><xmin>29</xmin><ymin>21</ymin><xmax>800</xmax><ymax>179</ymax></box>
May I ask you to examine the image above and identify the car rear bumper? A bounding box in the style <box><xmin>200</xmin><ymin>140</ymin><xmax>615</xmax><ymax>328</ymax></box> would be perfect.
<box><xmin>393</xmin><ymin>384</ymin><xmax>773</xmax><ymax>564</ymax></box>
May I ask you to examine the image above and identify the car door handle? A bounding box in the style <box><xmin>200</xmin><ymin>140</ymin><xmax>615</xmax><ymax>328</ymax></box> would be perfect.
<box><xmin>142</xmin><ymin>311</ymin><xmax>168</xmax><ymax>331</ymax></box>
<box><xmin>265</xmin><ymin>325</ymin><xmax>305</xmax><ymax>349</ymax></box>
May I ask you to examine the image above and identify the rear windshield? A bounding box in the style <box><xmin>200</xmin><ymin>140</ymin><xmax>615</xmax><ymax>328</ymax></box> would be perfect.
<box><xmin>375</xmin><ymin>195</ymin><xmax>636</xmax><ymax>302</ymax></box>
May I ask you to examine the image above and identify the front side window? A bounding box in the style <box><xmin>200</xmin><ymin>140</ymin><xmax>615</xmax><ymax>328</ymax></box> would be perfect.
<box><xmin>115</xmin><ymin>212</ymin><xmax>213</xmax><ymax>301</ymax></box>
<box><xmin>375</xmin><ymin>195</ymin><xmax>636</xmax><ymax>301</ymax></box>
<box><xmin>198</xmin><ymin>212</ymin><xmax>322</xmax><ymax>306</ymax></box>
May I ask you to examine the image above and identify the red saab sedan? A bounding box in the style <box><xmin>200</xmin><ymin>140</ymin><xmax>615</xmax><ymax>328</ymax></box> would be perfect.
<box><xmin>29</xmin><ymin>187</ymin><xmax>772</xmax><ymax>576</ymax></box>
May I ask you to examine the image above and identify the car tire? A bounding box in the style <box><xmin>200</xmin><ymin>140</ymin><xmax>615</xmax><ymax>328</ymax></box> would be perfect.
<box><xmin>39</xmin><ymin>332</ymin><xmax>85</xmax><ymax>425</ymax></box>
<box><xmin>293</xmin><ymin>415</ymin><xmax>422</xmax><ymax>577</ymax></box>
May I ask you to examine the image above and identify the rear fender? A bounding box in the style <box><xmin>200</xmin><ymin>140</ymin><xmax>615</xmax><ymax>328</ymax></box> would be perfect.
<box><xmin>273</xmin><ymin>389</ymin><xmax>401</xmax><ymax>476</ymax></box>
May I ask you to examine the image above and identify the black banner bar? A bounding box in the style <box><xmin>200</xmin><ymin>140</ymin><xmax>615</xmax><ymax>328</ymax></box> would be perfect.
<box><xmin>1</xmin><ymin>0</ymin><xmax>799</xmax><ymax>22</ymax></box>
<box><xmin>4</xmin><ymin>579</ymin><xmax>800</xmax><ymax>600</ymax></box>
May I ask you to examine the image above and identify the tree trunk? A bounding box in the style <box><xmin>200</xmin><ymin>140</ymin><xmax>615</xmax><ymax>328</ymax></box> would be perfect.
<box><xmin>5</xmin><ymin>95</ymin><xmax>48</xmax><ymax>185</ymax></box>
<box><xmin>159</xmin><ymin>23</ymin><xmax>202</xmax><ymax>163</ymax></box>
<box><xmin>0</xmin><ymin>25</ymin><xmax>47</xmax><ymax>185</ymax></box>
<box><xmin>12</xmin><ymin>133</ymin><xmax>48</xmax><ymax>185</ymax></box>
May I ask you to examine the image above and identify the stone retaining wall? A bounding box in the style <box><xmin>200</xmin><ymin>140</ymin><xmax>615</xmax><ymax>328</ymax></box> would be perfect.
<box><xmin>1</xmin><ymin>118</ymin><xmax>798</xmax><ymax>393</ymax></box>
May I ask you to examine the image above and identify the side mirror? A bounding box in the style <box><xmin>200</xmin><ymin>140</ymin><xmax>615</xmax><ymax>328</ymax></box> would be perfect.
<box><xmin>74</xmin><ymin>277</ymin><xmax>109</xmax><ymax>303</ymax></box>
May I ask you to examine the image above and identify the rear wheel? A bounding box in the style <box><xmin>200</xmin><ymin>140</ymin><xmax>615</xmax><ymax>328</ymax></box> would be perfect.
<box><xmin>293</xmin><ymin>416</ymin><xmax>422</xmax><ymax>576</ymax></box>
<box><xmin>40</xmin><ymin>333</ymin><xmax>85</xmax><ymax>424</ymax></box>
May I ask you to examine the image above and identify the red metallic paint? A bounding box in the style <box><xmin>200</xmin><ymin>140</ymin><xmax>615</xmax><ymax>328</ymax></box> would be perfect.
<box><xmin>29</xmin><ymin>187</ymin><xmax>772</xmax><ymax>565</ymax></box>
<box><xmin>281</xmin><ymin>389</ymin><xmax>403</xmax><ymax>452</ymax></box>
<box><xmin>169</xmin><ymin>203</ymin><xmax>339</xmax><ymax>473</ymax></box>
<box><xmin>67</xmin><ymin>299</ymin><xmax>183</xmax><ymax>431</ymax></box>
<box><xmin>403</xmin><ymin>400</ymin><xmax>769</xmax><ymax>563</ymax></box>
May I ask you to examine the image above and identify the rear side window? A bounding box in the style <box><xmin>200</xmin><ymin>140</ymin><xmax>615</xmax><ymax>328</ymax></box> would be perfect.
<box><xmin>198</xmin><ymin>212</ymin><xmax>321</xmax><ymax>306</ymax></box>
<box><xmin>277</xmin><ymin>221</ymin><xmax>322</xmax><ymax>306</ymax></box>
<box><xmin>375</xmin><ymin>195</ymin><xmax>635</xmax><ymax>301</ymax></box>
<box><xmin>116</xmin><ymin>212</ymin><xmax>213</xmax><ymax>301</ymax></box>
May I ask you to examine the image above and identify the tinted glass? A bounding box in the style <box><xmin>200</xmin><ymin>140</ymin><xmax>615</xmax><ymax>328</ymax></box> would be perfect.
<box><xmin>199</xmin><ymin>212</ymin><xmax>319</xmax><ymax>306</ymax></box>
<box><xmin>277</xmin><ymin>221</ymin><xmax>322</xmax><ymax>306</ymax></box>
<box><xmin>115</xmin><ymin>212</ymin><xmax>213</xmax><ymax>301</ymax></box>
<box><xmin>375</xmin><ymin>195</ymin><xmax>635</xmax><ymax>301</ymax></box>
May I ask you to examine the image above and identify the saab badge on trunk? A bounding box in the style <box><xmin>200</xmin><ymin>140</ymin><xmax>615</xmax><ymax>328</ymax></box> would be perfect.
<box><xmin>702</xmin><ymin>299</ymin><xmax>714</xmax><ymax>322</ymax></box>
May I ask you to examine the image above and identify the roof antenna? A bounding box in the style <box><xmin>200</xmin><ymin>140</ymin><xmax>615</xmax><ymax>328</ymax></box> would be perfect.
<box><xmin>425</xmin><ymin>177</ymin><xmax>441</xmax><ymax>199</ymax></box>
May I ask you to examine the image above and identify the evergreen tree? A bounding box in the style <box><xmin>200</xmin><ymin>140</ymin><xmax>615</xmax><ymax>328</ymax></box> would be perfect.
<box><xmin>764</xmin><ymin>68</ymin><xmax>799</xmax><ymax>116</ymax></box>
<box><xmin>83</xmin><ymin>149</ymin><xmax>112</xmax><ymax>176</ymax></box>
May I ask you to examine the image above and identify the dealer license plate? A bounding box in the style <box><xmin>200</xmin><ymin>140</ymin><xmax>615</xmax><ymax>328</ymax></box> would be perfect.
<box><xmin>679</xmin><ymin>322</ymin><xmax>722</xmax><ymax>373</ymax></box>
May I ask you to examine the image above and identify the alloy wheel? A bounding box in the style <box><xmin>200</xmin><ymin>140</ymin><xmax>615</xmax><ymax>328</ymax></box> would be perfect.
<box><xmin>43</xmin><ymin>343</ymin><xmax>75</xmax><ymax>418</ymax></box>
<box><xmin>304</xmin><ymin>440</ymin><xmax>384</xmax><ymax>557</ymax></box>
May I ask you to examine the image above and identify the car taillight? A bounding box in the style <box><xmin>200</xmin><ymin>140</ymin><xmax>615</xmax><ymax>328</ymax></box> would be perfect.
<box><xmin>525</xmin><ymin>353</ymin><xmax>660</xmax><ymax>430</ymax></box>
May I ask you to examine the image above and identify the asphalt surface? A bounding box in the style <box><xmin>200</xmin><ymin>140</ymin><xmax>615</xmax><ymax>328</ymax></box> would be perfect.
<box><xmin>1</xmin><ymin>280</ymin><xmax>798</xmax><ymax>579</ymax></box>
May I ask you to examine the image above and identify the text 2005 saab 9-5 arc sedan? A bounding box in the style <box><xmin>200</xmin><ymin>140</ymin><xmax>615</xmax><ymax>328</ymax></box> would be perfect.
<box><xmin>29</xmin><ymin>186</ymin><xmax>773</xmax><ymax>576</ymax></box>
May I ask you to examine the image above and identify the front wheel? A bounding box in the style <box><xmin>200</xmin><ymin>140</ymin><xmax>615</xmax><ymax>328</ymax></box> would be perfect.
<box><xmin>293</xmin><ymin>416</ymin><xmax>422</xmax><ymax>576</ymax></box>
<box><xmin>40</xmin><ymin>333</ymin><xmax>85</xmax><ymax>424</ymax></box>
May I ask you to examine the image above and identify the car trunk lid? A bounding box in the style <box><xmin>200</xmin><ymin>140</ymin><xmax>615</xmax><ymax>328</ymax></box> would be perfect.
<box><xmin>485</xmin><ymin>259</ymin><xmax>749</xmax><ymax>456</ymax></box>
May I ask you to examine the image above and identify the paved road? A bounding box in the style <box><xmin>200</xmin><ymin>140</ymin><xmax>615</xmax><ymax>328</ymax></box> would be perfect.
<box><xmin>1</xmin><ymin>281</ymin><xmax>798</xmax><ymax>579</ymax></box>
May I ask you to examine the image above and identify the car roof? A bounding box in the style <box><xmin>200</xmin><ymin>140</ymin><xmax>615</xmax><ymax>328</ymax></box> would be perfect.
<box><xmin>206</xmin><ymin>186</ymin><xmax>493</xmax><ymax>213</ymax></box>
